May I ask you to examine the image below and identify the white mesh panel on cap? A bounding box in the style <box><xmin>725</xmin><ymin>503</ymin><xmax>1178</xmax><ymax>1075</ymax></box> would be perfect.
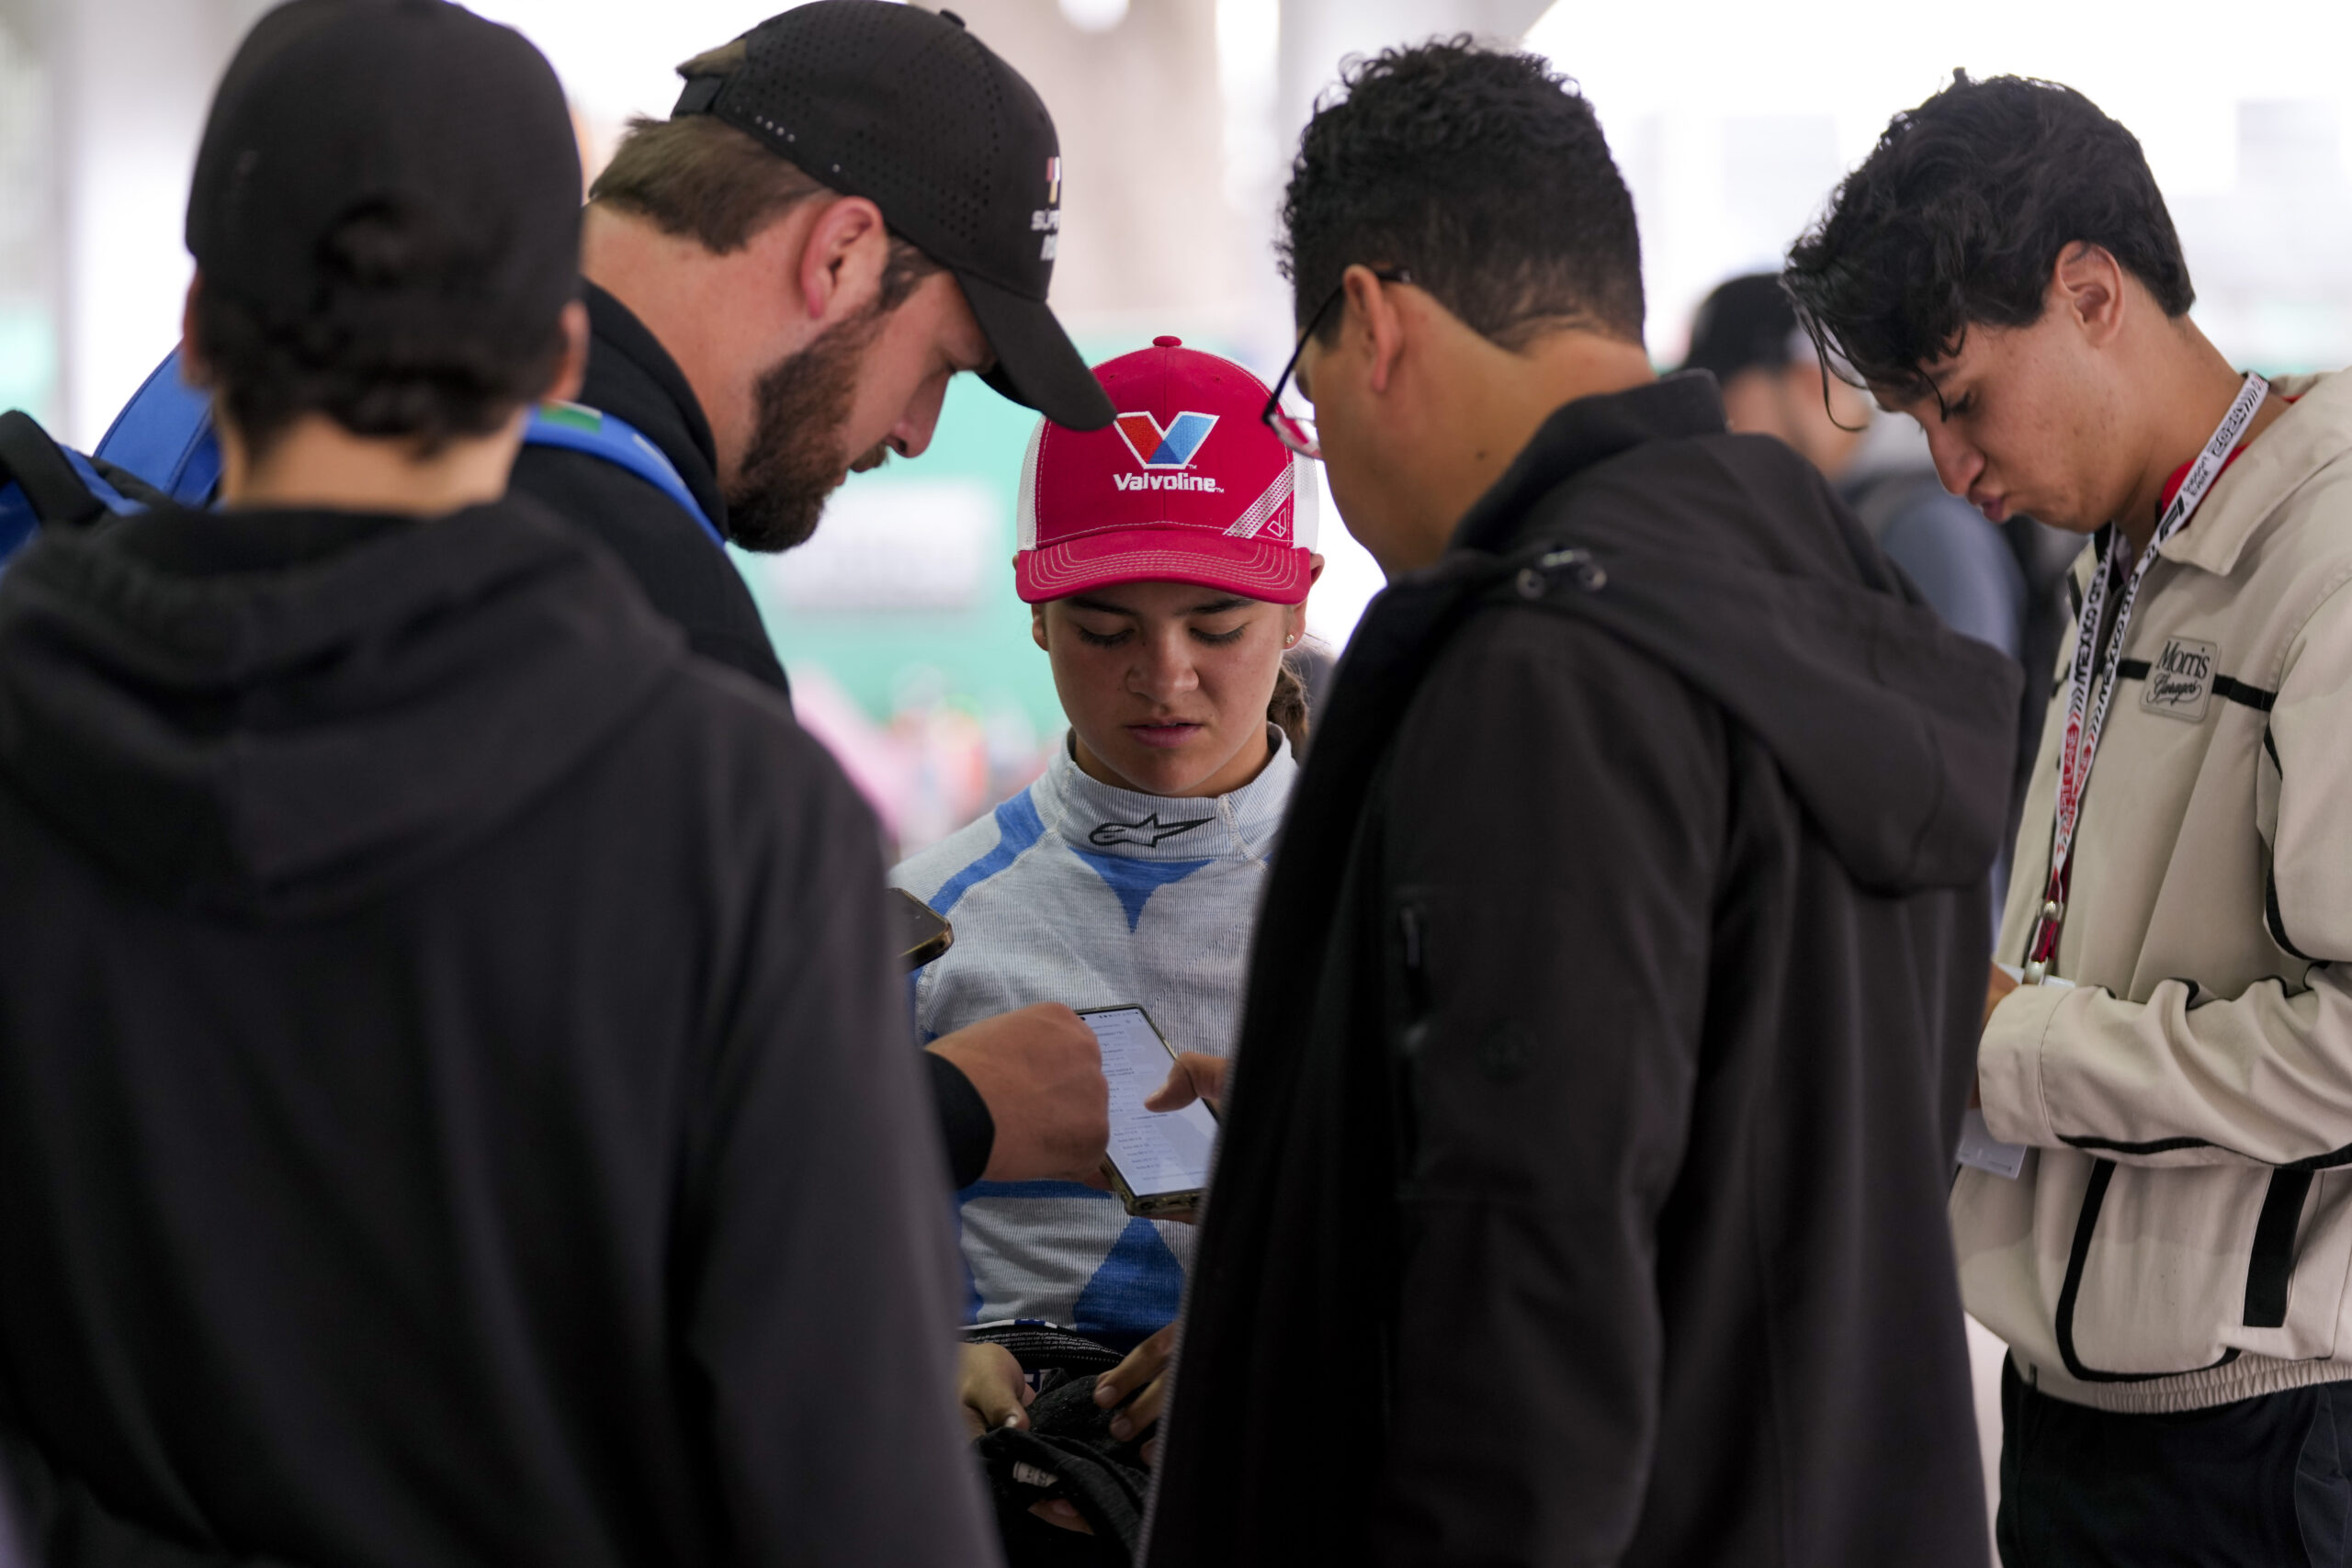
<box><xmin>1290</xmin><ymin>452</ymin><xmax>1317</xmax><ymax>551</ymax></box>
<box><xmin>1014</xmin><ymin>419</ymin><xmax>1046</xmax><ymax>550</ymax></box>
<box><xmin>1221</xmin><ymin>462</ymin><xmax>1293</xmax><ymax>542</ymax></box>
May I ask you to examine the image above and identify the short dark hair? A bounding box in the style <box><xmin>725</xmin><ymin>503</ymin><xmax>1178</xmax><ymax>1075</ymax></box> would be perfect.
<box><xmin>195</xmin><ymin>197</ymin><xmax>570</xmax><ymax>460</ymax></box>
<box><xmin>591</xmin><ymin>42</ymin><xmax>939</xmax><ymax>309</ymax></box>
<box><xmin>1282</xmin><ymin>39</ymin><xmax>1644</xmax><ymax>349</ymax></box>
<box><xmin>1784</xmin><ymin>73</ymin><xmax>2194</xmax><ymax>400</ymax></box>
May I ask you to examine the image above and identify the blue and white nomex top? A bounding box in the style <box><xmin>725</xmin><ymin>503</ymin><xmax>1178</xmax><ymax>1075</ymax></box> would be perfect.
<box><xmin>889</xmin><ymin>729</ymin><xmax>1297</xmax><ymax>1347</ymax></box>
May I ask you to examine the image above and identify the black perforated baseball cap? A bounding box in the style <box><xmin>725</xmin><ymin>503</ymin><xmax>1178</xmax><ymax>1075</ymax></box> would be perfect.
<box><xmin>673</xmin><ymin>2</ymin><xmax>1114</xmax><ymax>432</ymax></box>
<box><xmin>187</xmin><ymin>0</ymin><xmax>580</xmax><ymax>336</ymax></box>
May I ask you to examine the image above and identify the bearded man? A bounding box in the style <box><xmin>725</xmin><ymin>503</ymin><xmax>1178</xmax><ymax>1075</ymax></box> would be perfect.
<box><xmin>516</xmin><ymin>1</ymin><xmax>1119</xmax><ymax>1196</ymax></box>
<box><xmin>536</xmin><ymin>4</ymin><xmax>1107</xmax><ymax>672</ymax></box>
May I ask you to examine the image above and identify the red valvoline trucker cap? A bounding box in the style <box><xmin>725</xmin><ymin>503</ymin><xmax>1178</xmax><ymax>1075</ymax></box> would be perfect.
<box><xmin>672</xmin><ymin>1</ymin><xmax>1115</xmax><ymax>432</ymax></box>
<box><xmin>1015</xmin><ymin>336</ymin><xmax>1317</xmax><ymax>604</ymax></box>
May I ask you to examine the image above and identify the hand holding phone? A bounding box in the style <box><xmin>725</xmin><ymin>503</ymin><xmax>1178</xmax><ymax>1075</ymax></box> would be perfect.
<box><xmin>1147</xmin><ymin>1053</ymin><xmax>1227</xmax><ymax>1119</ymax></box>
<box><xmin>1080</xmin><ymin>1005</ymin><xmax>1219</xmax><ymax>1219</ymax></box>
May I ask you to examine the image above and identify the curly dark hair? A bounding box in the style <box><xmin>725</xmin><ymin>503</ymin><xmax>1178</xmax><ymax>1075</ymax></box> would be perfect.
<box><xmin>1783</xmin><ymin>72</ymin><xmax>2194</xmax><ymax>401</ymax></box>
<box><xmin>1282</xmin><ymin>39</ymin><xmax>1643</xmax><ymax>349</ymax></box>
<box><xmin>196</xmin><ymin>195</ymin><xmax>571</xmax><ymax>460</ymax></box>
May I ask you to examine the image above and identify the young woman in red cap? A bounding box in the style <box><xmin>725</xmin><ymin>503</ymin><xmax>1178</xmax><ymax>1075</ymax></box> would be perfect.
<box><xmin>888</xmin><ymin>336</ymin><xmax>1320</xmax><ymax>1557</ymax></box>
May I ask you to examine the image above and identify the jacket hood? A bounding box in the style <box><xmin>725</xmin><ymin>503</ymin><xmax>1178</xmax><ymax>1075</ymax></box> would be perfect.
<box><xmin>0</xmin><ymin>497</ymin><xmax>684</xmax><ymax>917</ymax></box>
<box><xmin>1451</xmin><ymin>374</ymin><xmax>2022</xmax><ymax>891</ymax></box>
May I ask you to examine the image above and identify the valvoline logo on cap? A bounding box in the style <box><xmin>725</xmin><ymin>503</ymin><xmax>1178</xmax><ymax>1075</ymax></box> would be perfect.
<box><xmin>1112</xmin><ymin>412</ymin><xmax>1222</xmax><ymax>493</ymax></box>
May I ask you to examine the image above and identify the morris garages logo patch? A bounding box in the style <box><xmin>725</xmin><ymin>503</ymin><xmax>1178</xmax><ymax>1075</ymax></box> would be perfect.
<box><xmin>2141</xmin><ymin>635</ymin><xmax>2219</xmax><ymax>723</ymax></box>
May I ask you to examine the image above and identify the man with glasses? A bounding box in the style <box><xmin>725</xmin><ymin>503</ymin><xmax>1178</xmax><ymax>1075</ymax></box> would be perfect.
<box><xmin>1137</xmin><ymin>40</ymin><xmax>2015</xmax><ymax>1566</ymax></box>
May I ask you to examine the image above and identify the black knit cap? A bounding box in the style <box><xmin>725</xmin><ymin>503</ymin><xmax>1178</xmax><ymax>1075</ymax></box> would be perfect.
<box><xmin>187</xmin><ymin>0</ymin><xmax>581</xmax><ymax>338</ymax></box>
<box><xmin>673</xmin><ymin>1</ymin><xmax>1114</xmax><ymax>432</ymax></box>
<box><xmin>1681</xmin><ymin>272</ymin><xmax>1808</xmax><ymax>382</ymax></box>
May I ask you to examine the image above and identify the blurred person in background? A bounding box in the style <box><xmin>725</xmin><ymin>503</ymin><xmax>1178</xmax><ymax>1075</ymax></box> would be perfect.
<box><xmin>1686</xmin><ymin>272</ymin><xmax>2030</xmax><ymax>660</ymax></box>
<box><xmin>543</xmin><ymin>0</ymin><xmax>1121</xmax><ymax>1199</ymax></box>
<box><xmin>1683</xmin><ymin>270</ymin><xmax>2066</xmax><ymax>918</ymax></box>
<box><xmin>1791</xmin><ymin>72</ymin><xmax>2352</xmax><ymax>1567</ymax></box>
<box><xmin>0</xmin><ymin>3</ymin><xmax>989</xmax><ymax>1562</ymax></box>
<box><xmin>894</xmin><ymin>338</ymin><xmax>1319</xmax><ymax>1562</ymax></box>
<box><xmin>1145</xmin><ymin>39</ymin><xmax>2014</xmax><ymax>1568</ymax></box>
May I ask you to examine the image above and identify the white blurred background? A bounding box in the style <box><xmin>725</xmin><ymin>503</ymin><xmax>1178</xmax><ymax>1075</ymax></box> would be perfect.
<box><xmin>5</xmin><ymin>0</ymin><xmax>2351</xmax><ymax>1540</ymax></box>
<box><xmin>8</xmin><ymin>0</ymin><xmax>2346</xmax><ymax>706</ymax></box>
<box><xmin>5</xmin><ymin>0</ymin><xmax>2346</xmax><ymax>859</ymax></box>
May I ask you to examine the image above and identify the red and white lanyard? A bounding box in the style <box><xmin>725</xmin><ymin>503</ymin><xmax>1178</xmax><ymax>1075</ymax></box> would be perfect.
<box><xmin>2021</xmin><ymin>372</ymin><xmax>2270</xmax><ymax>983</ymax></box>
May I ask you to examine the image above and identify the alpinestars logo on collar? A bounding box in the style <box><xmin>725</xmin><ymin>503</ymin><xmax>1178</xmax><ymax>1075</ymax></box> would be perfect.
<box><xmin>1090</xmin><ymin>812</ymin><xmax>1214</xmax><ymax>849</ymax></box>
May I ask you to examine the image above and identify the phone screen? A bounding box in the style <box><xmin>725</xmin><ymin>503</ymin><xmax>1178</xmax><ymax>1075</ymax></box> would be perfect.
<box><xmin>1084</xmin><ymin>1006</ymin><xmax>1219</xmax><ymax>1201</ymax></box>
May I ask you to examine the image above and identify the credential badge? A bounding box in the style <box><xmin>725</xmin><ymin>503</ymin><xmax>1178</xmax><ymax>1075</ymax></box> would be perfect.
<box><xmin>2141</xmin><ymin>635</ymin><xmax>2219</xmax><ymax>723</ymax></box>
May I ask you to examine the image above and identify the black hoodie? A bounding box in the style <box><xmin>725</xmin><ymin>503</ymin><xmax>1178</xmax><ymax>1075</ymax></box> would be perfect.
<box><xmin>1144</xmin><ymin>377</ymin><xmax>2018</xmax><ymax>1567</ymax></box>
<box><xmin>0</xmin><ymin>499</ymin><xmax>991</xmax><ymax>1565</ymax></box>
<box><xmin>510</xmin><ymin>282</ymin><xmax>788</xmax><ymax>694</ymax></box>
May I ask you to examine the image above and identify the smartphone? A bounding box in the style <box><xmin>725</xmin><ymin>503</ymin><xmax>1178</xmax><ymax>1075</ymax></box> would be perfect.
<box><xmin>890</xmin><ymin>888</ymin><xmax>954</xmax><ymax>971</ymax></box>
<box><xmin>1080</xmin><ymin>1004</ymin><xmax>1219</xmax><ymax>1219</ymax></box>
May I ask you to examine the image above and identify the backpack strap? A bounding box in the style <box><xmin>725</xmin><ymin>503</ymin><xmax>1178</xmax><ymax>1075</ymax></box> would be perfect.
<box><xmin>94</xmin><ymin>346</ymin><xmax>223</xmax><ymax>506</ymax></box>
<box><xmin>525</xmin><ymin>401</ymin><xmax>726</xmax><ymax>549</ymax></box>
<box><xmin>83</xmin><ymin>454</ymin><xmax>174</xmax><ymax>512</ymax></box>
<box><xmin>0</xmin><ymin>411</ymin><xmax>110</xmax><ymax>529</ymax></box>
<box><xmin>74</xmin><ymin>344</ymin><xmax>727</xmax><ymax>549</ymax></box>
<box><xmin>0</xmin><ymin>413</ymin><xmax>150</xmax><ymax>568</ymax></box>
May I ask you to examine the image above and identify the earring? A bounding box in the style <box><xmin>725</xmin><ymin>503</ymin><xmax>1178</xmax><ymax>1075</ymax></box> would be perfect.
<box><xmin>1284</xmin><ymin>633</ymin><xmax>1299</xmax><ymax>647</ymax></box>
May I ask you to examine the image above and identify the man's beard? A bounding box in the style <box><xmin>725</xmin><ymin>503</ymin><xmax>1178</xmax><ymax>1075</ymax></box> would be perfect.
<box><xmin>722</xmin><ymin>302</ymin><xmax>895</xmax><ymax>554</ymax></box>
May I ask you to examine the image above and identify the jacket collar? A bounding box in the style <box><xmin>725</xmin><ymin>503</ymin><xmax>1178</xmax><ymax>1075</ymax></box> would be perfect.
<box><xmin>1035</xmin><ymin>729</ymin><xmax>1295</xmax><ymax>863</ymax></box>
<box><xmin>1311</xmin><ymin>374</ymin><xmax>1734</xmax><ymax>799</ymax></box>
<box><xmin>1450</xmin><ymin>372</ymin><xmax>1728</xmax><ymax>558</ymax></box>
<box><xmin>1225</xmin><ymin>378</ymin><xmax>1739</xmax><ymax>1076</ymax></box>
<box><xmin>579</xmin><ymin>283</ymin><xmax>729</xmax><ymax>534</ymax></box>
<box><xmin>2160</xmin><ymin>371</ymin><xmax>2347</xmax><ymax>579</ymax></box>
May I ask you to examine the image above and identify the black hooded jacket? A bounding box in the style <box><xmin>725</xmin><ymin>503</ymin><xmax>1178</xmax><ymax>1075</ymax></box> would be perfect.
<box><xmin>510</xmin><ymin>283</ymin><xmax>786</xmax><ymax>693</ymax></box>
<box><xmin>0</xmin><ymin>499</ymin><xmax>991</xmax><ymax>1565</ymax></box>
<box><xmin>1144</xmin><ymin>378</ymin><xmax>2019</xmax><ymax>1568</ymax></box>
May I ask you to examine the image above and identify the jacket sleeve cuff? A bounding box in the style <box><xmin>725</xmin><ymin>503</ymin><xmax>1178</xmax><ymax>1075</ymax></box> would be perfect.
<box><xmin>1978</xmin><ymin>980</ymin><xmax>2066</xmax><ymax>1147</ymax></box>
<box><xmin>924</xmin><ymin>1050</ymin><xmax>995</xmax><ymax>1190</ymax></box>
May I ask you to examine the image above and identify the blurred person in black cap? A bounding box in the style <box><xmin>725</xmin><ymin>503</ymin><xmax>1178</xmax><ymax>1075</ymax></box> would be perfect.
<box><xmin>0</xmin><ymin>2</ymin><xmax>991</xmax><ymax>1563</ymax></box>
<box><xmin>1683</xmin><ymin>270</ymin><xmax>2073</xmax><ymax>915</ymax></box>
<box><xmin>537</xmin><ymin>0</ymin><xmax>1115</xmax><ymax>1200</ymax></box>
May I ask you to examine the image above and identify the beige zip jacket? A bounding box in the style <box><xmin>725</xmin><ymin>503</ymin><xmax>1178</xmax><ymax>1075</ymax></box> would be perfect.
<box><xmin>1958</xmin><ymin>370</ymin><xmax>2352</xmax><ymax>1414</ymax></box>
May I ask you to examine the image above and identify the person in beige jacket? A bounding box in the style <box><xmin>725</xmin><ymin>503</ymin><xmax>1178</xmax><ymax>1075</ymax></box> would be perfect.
<box><xmin>1787</xmin><ymin>72</ymin><xmax>2352</xmax><ymax>1566</ymax></box>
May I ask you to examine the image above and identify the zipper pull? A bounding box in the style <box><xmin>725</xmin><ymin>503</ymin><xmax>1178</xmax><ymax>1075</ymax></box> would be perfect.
<box><xmin>1397</xmin><ymin>901</ymin><xmax>1433</xmax><ymax>1055</ymax></box>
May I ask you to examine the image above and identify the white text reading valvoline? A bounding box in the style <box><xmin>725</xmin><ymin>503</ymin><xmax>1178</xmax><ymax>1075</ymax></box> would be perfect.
<box><xmin>1113</xmin><ymin>473</ymin><xmax>1223</xmax><ymax>492</ymax></box>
